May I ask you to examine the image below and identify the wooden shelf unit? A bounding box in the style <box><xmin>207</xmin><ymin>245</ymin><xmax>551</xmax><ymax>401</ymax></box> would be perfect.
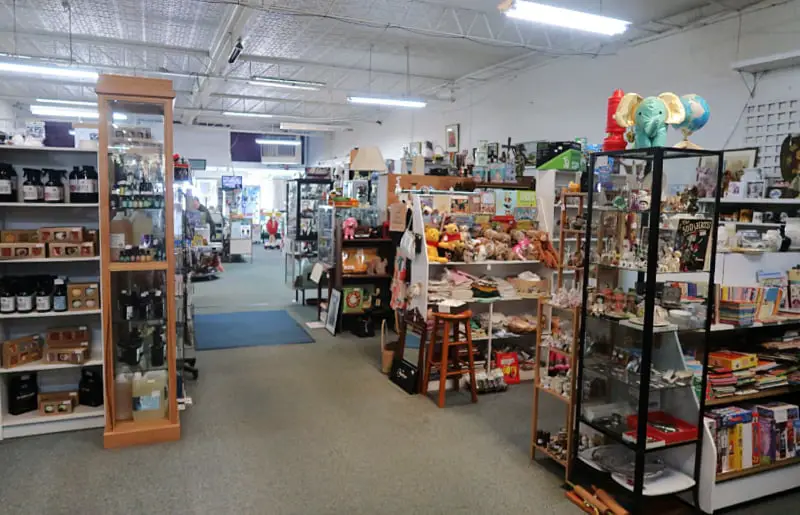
<box><xmin>531</xmin><ymin>300</ymin><xmax>580</xmax><ymax>479</ymax></box>
<box><xmin>556</xmin><ymin>192</ymin><xmax>586</xmax><ymax>289</ymax></box>
<box><xmin>97</xmin><ymin>75</ymin><xmax>180</xmax><ymax>449</ymax></box>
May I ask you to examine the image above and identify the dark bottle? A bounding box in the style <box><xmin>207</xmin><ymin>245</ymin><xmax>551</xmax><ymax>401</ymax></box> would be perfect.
<box><xmin>81</xmin><ymin>165</ymin><xmax>99</xmax><ymax>203</ymax></box>
<box><xmin>52</xmin><ymin>278</ymin><xmax>68</xmax><ymax>312</ymax></box>
<box><xmin>22</xmin><ymin>168</ymin><xmax>44</xmax><ymax>203</ymax></box>
<box><xmin>8</xmin><ymin>164</ymin><xmax>17</xmax><ymax>201</ymax></box>
<box><xmin>15</xmin><ymin>278</ymin><xmax>34</xmax><ymax>313</ymax></box>
<box><xmin>153</xmin><ymin>289</ymin><xmax>164</xmax><ymax>319</ymax></box>
<box><xmin>35</xmin><ymin>276</ymin><xmax>52</xmax><ymax>312</ymax></box>
<box><xmin>138</xmin><ymin>291</ymin><xmax>151</xmax><ymax>320</ymax></box>
<box><xmin>0</xmin><ymin>163</ymin><xmax>15</xmax><ymax>202</ymax></box>
<box><xmin>69</xmin><ymin>166</ymin><xmax>80</xmax><ymax>202</ymax></box>
<box><xmin>150</xmin><ymin>326</ymin><xmax>165</xmax><ymax>367</ymax></box>
<box><xmin>0</xmin><ymin>278</ymin><xmax>15</xmax><ymax>313</ymax></box>
<box><xmin>43</xmin><ymin>169</ymin><xmax>65</xmax><ymax>204</ymax></box>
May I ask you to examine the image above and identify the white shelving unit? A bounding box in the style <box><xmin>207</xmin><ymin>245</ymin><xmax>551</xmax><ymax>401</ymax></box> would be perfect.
<box><xmin>0</xmin><ymin>145</ymin><xmax>104</xmax><ymax>440</ymax></box>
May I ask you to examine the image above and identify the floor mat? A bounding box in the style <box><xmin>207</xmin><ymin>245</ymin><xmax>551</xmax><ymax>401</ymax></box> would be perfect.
<box><xmin>195</xmin><ymin>310</ymin><xmax>315</xmax><ymax>350</ymax></box>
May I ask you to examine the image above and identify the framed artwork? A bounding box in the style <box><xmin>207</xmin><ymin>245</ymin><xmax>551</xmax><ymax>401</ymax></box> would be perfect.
<box><xmin>445</xmin><ymin>124</ymin><xmax>460</xmax><ymax>152</ymax></box>
<box><xmin>727</xmin><ymin>181</ymin><xmax>744</xmax><ymax>199</ymax></box>
<box><xmin>745</xmin><ymin>180</ymin><xmax>766</xmax><ymax>199</ymax></box>
<box><xmin>699</xmin><ymin>147</ymin><xmax>759</xmax><ymax>197</ymax></box>
<box><xmin>325</xmin><ymin>289</ymin><xmax>342</xmax><ymax>335</ymax></box>
<box><xmin>487</xmin><ymin>142</ymin><xmax>499</xmax><ymax>161</ymax></box>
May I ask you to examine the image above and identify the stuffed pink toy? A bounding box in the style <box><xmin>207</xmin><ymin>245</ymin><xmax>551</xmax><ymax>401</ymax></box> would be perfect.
<box><xmin>343</xmin><ymin>217</ymin><xmax>358</xmax><ymax>240</ymax></box>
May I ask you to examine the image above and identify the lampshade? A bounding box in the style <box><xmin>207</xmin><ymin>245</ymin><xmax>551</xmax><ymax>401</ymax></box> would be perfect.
<box><xmin>350</xmin><ymin>146</ymin><xmax>387</xmax><ymax>172</ymax></box>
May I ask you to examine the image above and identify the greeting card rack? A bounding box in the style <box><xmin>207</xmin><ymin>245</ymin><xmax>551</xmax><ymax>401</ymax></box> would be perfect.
<box><xmin>570</xmin><ymin>147</ymin><xmax>724</xmax><ymax>513</ymax></box>
<box><xmin>97</xmin><ymin>75</ymin><xmax>180</xmax><ymax>448</ymax></box>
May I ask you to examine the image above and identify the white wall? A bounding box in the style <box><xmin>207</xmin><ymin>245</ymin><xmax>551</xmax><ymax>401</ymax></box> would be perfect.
<box><xmin>174</xmin><ymin>125</ymin><xmax>231</xmax><ymax>167</ymax></box>
<box><xmin>331</xmin><ymin>0</ymin><xmax>800</xmax><ymax>159</ymax></box>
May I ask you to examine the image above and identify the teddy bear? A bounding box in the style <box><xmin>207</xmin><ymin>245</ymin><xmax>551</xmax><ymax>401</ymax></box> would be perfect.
<box><xmin>438</xmin><ymin>223</ymin><xmax>462</xmax><ymax>251</ymax></box>
<box><xmin>425</xmin><ymin>227</ymin><xmax>448</xmax><ymax>263</ymax></box>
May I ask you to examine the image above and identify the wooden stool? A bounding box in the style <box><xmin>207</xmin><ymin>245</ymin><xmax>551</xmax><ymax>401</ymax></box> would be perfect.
<box><xmin>421</xmin><ymin>310</ymin><xmax>478</xmax><ymax>408</ymax></box>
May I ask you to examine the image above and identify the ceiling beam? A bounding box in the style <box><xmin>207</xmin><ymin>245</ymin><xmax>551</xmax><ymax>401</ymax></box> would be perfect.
<box><xmin>184</xmin><ymin>4</ymin><xmax>253</xmax><ymax>124</ymax></box>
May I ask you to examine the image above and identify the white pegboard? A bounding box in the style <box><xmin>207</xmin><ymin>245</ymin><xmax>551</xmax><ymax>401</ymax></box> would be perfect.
<box><xmin>743</xmin><ymin>99</ymin><xmax>800</xmax><ymax>180</ymax></box>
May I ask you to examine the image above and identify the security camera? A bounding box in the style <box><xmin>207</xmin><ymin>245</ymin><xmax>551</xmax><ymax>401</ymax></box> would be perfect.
<box><xmin>228</xmin><ymin>38</ymin><xmax>243</xmax><ymax>64</ymax></box>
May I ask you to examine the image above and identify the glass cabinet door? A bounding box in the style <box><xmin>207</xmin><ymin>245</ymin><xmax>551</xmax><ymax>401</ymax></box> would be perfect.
<box><xmin>104</xmin><ymin>99</ymin><xmax>172</xmax><ymax>425</ymax></box>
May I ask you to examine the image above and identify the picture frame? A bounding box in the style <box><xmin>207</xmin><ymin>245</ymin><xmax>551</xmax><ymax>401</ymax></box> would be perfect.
<box><xmin>745</xmin><ymin>180</ymin><xmax>766</xmax><ymax>199</ymax></box>
<box><xmin>325</xmin><ymin>289</ymin><xmax>342</xmax><ymax>335</ymax></box>
<box><xmin>445</xmin><ymin>124</ymin><xmax>460</xmax><ymax>152</ymax></box>
<box><xmin>727</xmin><ymin>181</ymin><xmax>744</xmax><ymax>199</ymax></box>
<box><xmin>698</xmin><ymin>147</ymin><xmax>759</xmax><ymax>197</ymax></box>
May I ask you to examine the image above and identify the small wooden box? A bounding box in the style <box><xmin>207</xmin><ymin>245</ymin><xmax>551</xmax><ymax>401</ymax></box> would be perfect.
<box><xmin>0</xmin><ymin>229</ymin><xmax>39</xmax><ymax>243</ymax></box>
<box><xmin>38</xmin><ymin>226</ymin><xmax>86</xmax><ymax>243</ymax></box>
<box><xmin>38</xmin><ymin>392</ymin><xmax>76</xmax><ymax>416</ymax></box>
<box><xmin>45</xmin><ymin>326</ymin><xmax>91</xmax><ymax>349</ymax></box>
<box><xmin>48</xmin><ymin>241</ymin><xmax>96</xmax><ymax>258</ymax></box>
<box><xmin>0</xmin><ymin>243</ymin><xmax>46</xmax><ymax>260</ymax></box>
<box><xmin>2</xmin><ymin>335</ymin><xmax>43</xmax><ymax>369</ymax></box>
<box><xmin>44</xmin><ymin>345</ymin><xmax>90</xmax><ymax>365</ymax></box>
<box><xmin>67</xmin><ymin>282</ymin><xmax>100</xmax><ymax>311</ymax></box>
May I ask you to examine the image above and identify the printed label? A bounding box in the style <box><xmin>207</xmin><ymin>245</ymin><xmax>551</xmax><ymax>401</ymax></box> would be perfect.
<box><xmin>16</xmin><ymin>295</ymin><xmax>33</xmax><ymax>311</ymax></box>
<box><xmin>53</xmin><ymin>296</ymin><xmax>67</xmax><ymax>311</ymax></box>
<box><xmin>36</xmin><ymin>296</ymin><xmax>51</xmax><ymax>311</ymax></box>
<box><xmin>0</xmin><ymin>180</ymin><xmax>12</xmax><ymax>195</ymax></box>
<box><xmin>69</xmin><ymin>179</ymin><xmax>77</xmax><ymax>193</ymax></box>
<box><xmin>22</xmin><ymin>185</ymin><xmax>38</xmax><ymax>200</ymax></box>
<box><xmin>44</xmin><ymin>186</ymin><xmax>62</xmax><ymax>202</ymax></box>
<box><xmin>110</xmin><ymin>233</ymin><xmax>126</xmax><ymax>248</ymax></box>
<box><xmin>77</xmin><ymin>179</ymin><xmax>97</xmax><ymax>193</ymax></box>
<box><xmin>134</xmin><ymin>394</ymin><xmax>161</xmax><ymax>412</ymax></box>
<box><xmin>0</xmin><ymin>297</ymin><xmax>15</xmax><ymax>312</ymax></box>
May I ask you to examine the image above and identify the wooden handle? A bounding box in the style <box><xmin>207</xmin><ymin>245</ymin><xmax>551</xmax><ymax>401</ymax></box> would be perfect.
<box><xmin>565</xmin><ymin>491</ymin><xmax>596</xmax><ymax>514</ymax></box>
<box><xmin>592</xmin><ymin>487</ymin><xmax>629</xmax><ymax>515</ymax></box>
<box><xmin>573</xmin><ymin>485</ymin><xmax>610</xmax><ymax>514</ymax></box>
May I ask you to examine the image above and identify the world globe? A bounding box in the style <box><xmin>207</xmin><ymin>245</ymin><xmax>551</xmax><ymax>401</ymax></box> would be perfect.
<box><xmin>677</xmin><ymin>94</ymin><xmax>710</xmax><ymax>133</ymax></box>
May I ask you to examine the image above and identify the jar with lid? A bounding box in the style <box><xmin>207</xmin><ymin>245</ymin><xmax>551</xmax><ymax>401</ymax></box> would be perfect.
<box><xmin>52</xmin><ymin>278</ymin><xmax>68</xmax><ymax>312</ymax></box>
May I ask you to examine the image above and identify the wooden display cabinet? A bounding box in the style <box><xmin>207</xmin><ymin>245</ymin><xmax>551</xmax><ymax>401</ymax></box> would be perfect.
<box><xmin>96</xmin><ymin>75</ymin><xmax>180</xmax><ymax>448</ymax></box>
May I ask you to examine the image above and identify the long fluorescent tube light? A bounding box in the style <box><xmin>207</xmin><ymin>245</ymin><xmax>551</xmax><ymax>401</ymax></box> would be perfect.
<box><xmin>248</xmin><ymin>77</ymin><xmax>325</xmax><ymax>91</ymax></box>
<box><xmin>36</xmin><ymin>98</ymin><xmax>96</xmax><ymax>107</ymax></box>
<box><xmin>30</xmin><ymin>105</ymin><xmax>127</xmax><ymax>121</ymax></box>
<box><xmin>223</xmin><ymin>111</ymin><xmax>274</xmax><ymax>118</ymax></box>
<box><xmin>501</xmin><ymin>1</ymin><xmax>630</xmax><ymax>36</ymax></box>
<box><xmin>255</xmin><ymin>139</ymin><xmax>302</xmax><ymax>146</ymax></box>
<box><xmin>347</xmin><ymin>96</ymin><xmax>426</xmax><ymax>108</ymax></box>
<box><xmin>0</xmin><ymin>61</ymin><xmax>98</xmax><ymax>80</ymax></box>
<box><xmin>280</xmin><ymin>122</ymin><xmax>348</xmax><ymax>132</ymax></box>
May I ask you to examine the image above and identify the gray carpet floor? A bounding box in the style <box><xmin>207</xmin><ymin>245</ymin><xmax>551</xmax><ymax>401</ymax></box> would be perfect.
<box><xmin>0</xmin><ymin>247</ymin><xmax>796</xmax><ymax>514</ymax></box>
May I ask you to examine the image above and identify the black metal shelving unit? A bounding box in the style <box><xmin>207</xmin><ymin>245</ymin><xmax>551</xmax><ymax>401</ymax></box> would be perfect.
<box><xmin>286</xmin><ymin>178</ymin><xmax>333</xmax><ymax>242</ymax></box>
<box><xmin>569</xmin><ymin>147</ymin><xmax>724</xmax><ymax>512</ymax></box>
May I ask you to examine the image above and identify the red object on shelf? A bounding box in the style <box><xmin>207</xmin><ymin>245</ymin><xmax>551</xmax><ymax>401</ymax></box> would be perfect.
<box><xmin>626</xmin><ymin>411</ymin><xmax>698</xmax><ymax>445</ymax></box>
<box><xmin>603</xmin><ymin>89</ymin><xmax>627</xmax><ymax>152</ymax></box>
<box><xmin>496</xmin><ymin>352</ymin><xmax>520</xmax><ymax>384</ymax></box>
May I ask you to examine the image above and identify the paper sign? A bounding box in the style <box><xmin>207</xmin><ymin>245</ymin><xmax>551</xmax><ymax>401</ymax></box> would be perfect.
<box><xmin>388</xmin><ymin>203</ymin><xmax>407</xmax><ymax>232</ymax></box>
<box><xmin>310</xmin><ymin>263</ymin><xmax>324</xmax><ymax>284</ymax></box>
<box><xmin>517</xmin><ymin>190</ymin><xmax>537</xmax><ymax>208</ymax></box>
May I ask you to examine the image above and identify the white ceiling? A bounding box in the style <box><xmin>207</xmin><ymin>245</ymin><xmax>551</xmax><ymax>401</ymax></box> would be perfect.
<box><xmin>0</xmin><ymin>0</ymin><xmax>766</xmax><ymax>131</ymax></box>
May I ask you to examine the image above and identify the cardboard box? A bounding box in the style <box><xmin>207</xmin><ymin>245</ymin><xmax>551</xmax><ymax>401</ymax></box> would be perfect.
<box><xmin>2</xmin><ymin>335</ymin><xmax>43</xmax><ymax>369</ymax></box>
<box><xmin>756</xmin><ymin>402</ymin><xmax>799</xmax><ymax>462</ymax></box>
<box><xmin>48</xmin><ymin>241</ymin><xmax>96</xmax><ymax>258</ymax></box>
<box><xmin>0</xmin><ymin>242</ymin><xmax>46</xmax><ymax>260</ymax></box>
<box><xmin>0</xmin><ymin>229</ymin><xmax>39</xmax><ymax>243</ymax></box>
<box><xmin>38</xmin><ymin>226</ymin><xmax>85</xmax><ymax>243</ymax></box>
<box><xmin>43</xmin><ymin>345</ymin><xmax>89</xmax><ymax>365</ymax></box>
<box><xmin>45</xmin><ymin>326</ymin><xmax>91</xmax><ymax>349</ymax></box>
<box><xmin>38</xmin><ymin>392</ymin><xmax>75</xmax><ymax>416</ymax></box>
<box><xmin>67</xmin><ymin>282</ymin><xmax>100</xmax><ymax>311</ymax></box>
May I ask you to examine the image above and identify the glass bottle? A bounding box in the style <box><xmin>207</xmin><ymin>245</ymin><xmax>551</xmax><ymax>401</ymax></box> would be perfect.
<box><xmin>0</xmin><ymin>163</ymin><xmax>15</xmax><ymax>202</ymax></box>
<box><xmin>69</xmin><ymin>166</ymin><xmax>80</xmax><ymax>202</ymax></box>
<box><xmin>52</xmin><ymin>278</ymin><xmax>68</xmax><ymax>312</ymax></box>
<box><xmin>35</xmin><ymin>276</ymin><xmax>52</xmax><ymax>312</ymax></box>
<box><xmin>15</xmin><ymin>278</ymin><xmax>34</xmax><ymax>313</ymax></box>
<box><xmin>22</xmin><ymin>168</ymin><xmax>44</xmax><ymax>203</ymax></box>
<box><xmin>44</xmin><ymin>169</ymin><xmax>65</xmax><ymax>204</ymax></box>
<box><xmin>0</xmin><ymin>278</ymin><xmax>16</xmax><ymax>313</ymax></box>
<box><xmin>82</xmin><ymin>165</ymin><xmax>99</xmax><ymax>203</ymax></box>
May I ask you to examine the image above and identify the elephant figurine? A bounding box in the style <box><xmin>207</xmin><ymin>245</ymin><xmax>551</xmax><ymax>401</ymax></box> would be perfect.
<box><xmin>614</xmin><ymin>93</ymin><xmax>686</xmax><ymax>149</ymax></box>
<box><xmin>342</xmin><ymin>217</ymin><xmax>358</xmax><ymax>240</ymax></box>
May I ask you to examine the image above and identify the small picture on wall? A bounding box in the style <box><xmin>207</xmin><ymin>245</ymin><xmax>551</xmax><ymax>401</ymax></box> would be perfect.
<box><xmin>698</xmin><ymin>147</ymin><xmax>759</xmax><ymax>197</ymax></box>
<box><xmin>727</xmin><ymin>181</ymin><xmax>744</xmax><ymax>199</ymax></box>
<box><xmin>445</xmin><ymin>124</ymin><xmax>460</xmax><ymax>152</ymax></box>
<box><xmin>746</xmin><ymin>180</ymin><xmax>766</xmax><ymax>199</ymax></box>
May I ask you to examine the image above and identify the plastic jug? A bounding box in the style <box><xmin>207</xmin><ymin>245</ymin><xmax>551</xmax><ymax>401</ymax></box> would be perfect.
<box><xmin>115</xmin><ymin>372</ymin><xmax>134</xmax><ymax>421</ymax></box>
<box><xmin>132</xmin><ymin>370</ymin><xmax>167</xmax><ymax>421</ymax></box>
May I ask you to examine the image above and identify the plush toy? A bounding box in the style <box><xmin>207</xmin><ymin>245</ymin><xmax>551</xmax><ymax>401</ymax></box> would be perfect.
<box><xmin>425</xmin><ymin>227</ymin><xmax>448</xmax><ymax>263</ymax></box>
<box><xmin>529</xmin><ymin>231</ymin><xmax>560</xmax><ymax>269</ymax></box>
<box><xmin>438</xmin><ymin>223</ymin><xmax>462</xmax><ymax>250</ymax></box>
<box><xmin>343</xmin><ymin>217</ymin><xmax>358</xmax><ymax>240</ymax></box>
<box><xmin>614</xmin><ymin>92</ymin><xmax>686</xmax><ymax>149</ymax></box>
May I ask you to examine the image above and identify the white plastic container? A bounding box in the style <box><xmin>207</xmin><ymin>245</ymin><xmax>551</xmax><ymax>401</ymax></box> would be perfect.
<box><xmin>132</xmin><ymin>370</ymin><xmax>168</xmax><ymax>421</ymax></box>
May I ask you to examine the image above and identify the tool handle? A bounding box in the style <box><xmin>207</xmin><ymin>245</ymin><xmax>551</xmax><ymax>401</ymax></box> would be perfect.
<box><xmin>565</xmin><ymin>491</ymin><xmax>596</xmax><ymax>514</ymax></box>
<box><xmin>593</xmin><ymin>487</ymin><xmax>629</xmax><ymax>515</ymax></box>
<box><xmin>573</xmin><ymin>485</ymin><xmax>610</xmax><ymax>514</ymax></box>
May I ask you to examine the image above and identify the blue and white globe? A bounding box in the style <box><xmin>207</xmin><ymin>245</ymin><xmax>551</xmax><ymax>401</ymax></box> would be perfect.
<box><xmin>677</xmin><ymin>94</ymin><xmax>710</xmax><ymax>133</ymax></box>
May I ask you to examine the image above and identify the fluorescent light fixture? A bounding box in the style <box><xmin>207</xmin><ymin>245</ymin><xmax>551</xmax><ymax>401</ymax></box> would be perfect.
<box><xmin>255</xmin><ymin>139</ymin><xmax>302</xmax><ymax>146</ymax></box>
<box><xmin>223</xmin><ymin>111</ymin><xmax>274</xmax><ymax>118</ymax></box>
<box><xmin>248</xmin><ymin>77</ymin><xmax>325</xmax><ymax>91</ymax></box>
<box><xmin>280</xmin><ymin>122</ymin><xmax>348</xmax><ymax>132</ymax></box>
<box><xmin>347</xmin><ymin>96</ymin><xmax>426</xmax><ymax>108</ymax></box>
<box><xmin>36</xmin><ymin>98</ymin><xmax>96</xmax><ymax>107</ymax></box>
<box><xmin>0</xmin><ymin>61</ymin><xmax>98</xmax><ymax>80</ymax></box>
<box><xmin>30</xmin><ymin>105</ymin><xmax>127</xmax><ymax>121</ymax></box>
<box><xmin>501</xmin><ymin>0</ymin><xmax>630</xmax><ymax>36</ymax></box>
